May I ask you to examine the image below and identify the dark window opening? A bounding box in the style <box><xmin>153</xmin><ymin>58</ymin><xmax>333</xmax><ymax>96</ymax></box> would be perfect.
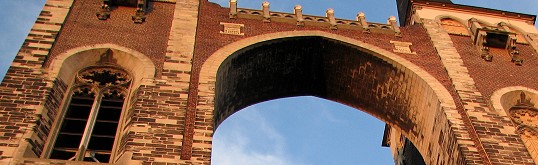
<box><xmin>50</xmin><ymin>66</ymin><xmax>130</xmax><ymax>163</ymax></box>
<box><xmin>50</xmin><ymin>91</ymin><xmax>95</xmax><ymax>160</ymax></box>
<box><xmin>484</xmin><ymin>32</ymin><xmax>508</xmax><ymax>48</ymax></box>
<box><xmin>86</xmin><ymin>93</ymin><xmax>124</xmax><ymax>162</ymax></box>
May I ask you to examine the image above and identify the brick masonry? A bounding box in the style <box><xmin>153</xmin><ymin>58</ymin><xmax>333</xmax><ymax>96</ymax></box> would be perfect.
<box><xmin>0</xmin><ymin>0</ymin><xmax>74</xmax><ymax>163</ymax></box>
<box><xmin>423</xmin><ymin>19</ymin><xmax>535</xmax><ymax>164</ymax></box>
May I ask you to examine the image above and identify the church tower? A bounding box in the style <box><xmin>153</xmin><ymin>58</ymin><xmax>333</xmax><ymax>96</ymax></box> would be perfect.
<box><xmin>0</xmin><ymin>0</ymin><xmax>537</xmax><ymax>164</ymax></box>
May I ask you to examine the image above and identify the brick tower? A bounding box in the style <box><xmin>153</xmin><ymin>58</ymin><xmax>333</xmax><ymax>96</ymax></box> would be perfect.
<box><xmin>0</xmin><ymin>0</ymin><xmax>537</xmax><ymax>164</ymax></box>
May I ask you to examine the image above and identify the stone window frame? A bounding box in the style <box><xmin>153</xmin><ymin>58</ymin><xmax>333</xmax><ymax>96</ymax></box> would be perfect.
<box><xmin>43</xmin><ymin>65</ymin><xmax>133</xmax><ymax>163</ymax></box>
<box><xmin>491</xmin><ymin>87</ymin><xmax>538</xmax><ymax>163</ymax></box>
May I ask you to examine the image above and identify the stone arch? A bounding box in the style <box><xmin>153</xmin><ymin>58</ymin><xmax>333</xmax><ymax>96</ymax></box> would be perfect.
<box><xmin>491</xmin><ymin>87</ymin><xmax>538</xmax><ymax>163</ymax></box>
<box><xmin>491</xmin><ymin>86</ymin><xmax>538</xmax><ymax>117</ymax></box>
<box><xmin>467</xmin><ymin>17</ymin><xmax>493</xmax><ymax>27</ymax></box>
<box><xmin>435</xmin><ymin>15</ymin><xmax>471</xmax><ymax>36</ymax></box>
<box><xmin>39</xmin><ymin>44</ymin><xmax>153</xmax><ymax>162</ymax></box>
<box><xmin>47</xmin><ymin>44</ymin><xmax>156</xmax><ymax>87</ymax></box>
<box><xmin>198</xmin><ymin>31</ymin><xmax>469</xmax><ymax>164</ymax></box>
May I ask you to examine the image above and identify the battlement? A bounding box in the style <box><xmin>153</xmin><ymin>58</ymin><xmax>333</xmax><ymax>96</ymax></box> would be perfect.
<box><xmin>227</xmin><ymin>1</ymin><xmax>401</xmax><ymax>35</ymax></box>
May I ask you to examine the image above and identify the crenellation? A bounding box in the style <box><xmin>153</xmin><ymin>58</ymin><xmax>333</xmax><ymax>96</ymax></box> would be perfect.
<box><xmin>234</xmin><ymin>3</ymin><xmax>401</xmax><ymax>35</ymax></box>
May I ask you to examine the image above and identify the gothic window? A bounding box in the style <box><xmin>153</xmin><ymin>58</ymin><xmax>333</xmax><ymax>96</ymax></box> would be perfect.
<box><xmin>49</xmin><ymin>65</ymin><xmax>131</xmax><ymax>163</ymax></box>
<box><xmin>508</xmin><ymin>92</ymin><xmax>538</xmax><ymax>163</ymax></box>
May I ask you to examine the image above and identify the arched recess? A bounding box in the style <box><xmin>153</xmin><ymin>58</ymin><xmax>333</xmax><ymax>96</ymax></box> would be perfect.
<box><xmin>491</xmin><ymin>87</ymin><xmax>538</xmax><ymax>163</ymax></box>
<box><xmin>491</xmin><ymin>86</ymin><xmax>538</xmax><ymax>117</ymax></box>
<box><xmin>32</xmin><ymin>44</ymin><xmax>156</xmax><ymax>162</ymax></box>
<box><xmin>48</xmin><ymin>44</ymin><xmax>156</xmax><ymax>88</ymax></box>
<box><xmin>467</xmin><ymin>17</ymin><xmax>493</xmax><ymax>27</ymax></box>
<box><xmin>197</xmin><ymin>31</ymin><xmax>469</xmax><ymax>164</ymax></box>
<box><xmin>435</xmin><ymin>15</ymin><xmax>471</xmax><ymax>36</ymax></box>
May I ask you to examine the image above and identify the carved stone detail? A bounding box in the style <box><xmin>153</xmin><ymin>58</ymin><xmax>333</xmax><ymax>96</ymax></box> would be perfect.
<box><xmin>509</xmin><ymin>92</ymin><xmax>538</xmax><ymax>163</ymax></box>
<box><xmin>390</xmin><ymin>41</ymin><xmax>416</xmax><ymax>54</ymax></box>
<box><xmin>96</xmin><ymin>0</ymin><xmax>148</xmax><ymax>23</ymax></box>
<box><xmin>132</xmin><ymin>0</ymin><xmax>148</xmax><ymax>24</ymax></box>
<box><xmin>76</xmin><ymin>66</ymin><xmax>131</xmax><ymax>87</ymax></box>
<box><xmin>469</xmin><ymin>18</ymin><xmax>523</xmax><ymax>64</ymax></box>
<box><xmin>219</xmin><ymin>22</ymin><xmax>245</xmax><ymax>36</ymax></box>
<box><xmin>96</xmin><ymin>0</ymin><xmax>111</xmax><ymax>20</ymax></box>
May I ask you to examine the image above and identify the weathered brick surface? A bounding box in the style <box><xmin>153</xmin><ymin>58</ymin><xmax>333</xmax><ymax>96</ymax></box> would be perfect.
<box><xmin>159</xmin><ymin>0</ymin><xmax>200</xmax><ymax>161</ymax></box>
<box><xmin>44</xmin><ymin>0</ymin><xmax>176</xmax><ymax>77</ymax></box>
<box><xmin>121</xmin><ymin>83</ymin><xmax>187</xmax><ymax>164</ymax></box>
<box><xmin>29</xmin><ymin>78</ymin><xmax>67</xmax><ymax>156</ymax></box>
<box><xmin>451</xmin><ymin>36</ymin><xmax>538</xmax><ymax>99</ymax></box>
<box><xmin>423</xmin><ymin>19</ymin><xmax>535</xmax><ymax>164</ymax></box>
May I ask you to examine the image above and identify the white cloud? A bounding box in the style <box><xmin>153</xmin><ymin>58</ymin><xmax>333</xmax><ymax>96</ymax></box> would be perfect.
<box><xmin>212</xmin><ymin>108</ymin><xmax>304</xmax><ymax>165</ymax></box>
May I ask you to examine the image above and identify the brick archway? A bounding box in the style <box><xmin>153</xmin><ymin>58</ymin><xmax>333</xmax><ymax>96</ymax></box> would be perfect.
<box><xmin>195</xmin><ymin>31</ymin><xmax>471</xmax><ymax>164</ymax></box>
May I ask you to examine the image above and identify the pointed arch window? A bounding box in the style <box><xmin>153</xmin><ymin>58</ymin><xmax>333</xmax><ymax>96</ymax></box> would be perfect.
<box><xmin>49</xmin><ymin>65</ymin><xmax>131</xmax><ymax>163</ymax></box>
<box><xmin>508</xmin><ymin>92</ymin><xmax>538</xmax><ymax>163</ymax></box>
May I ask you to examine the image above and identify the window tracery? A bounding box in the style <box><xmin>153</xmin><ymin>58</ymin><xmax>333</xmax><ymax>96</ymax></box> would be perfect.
<box><xmin>508</xmin><ymin>92</ymin><xmax>538</xmax><ymax>163</ymax></box>
<box><xmin>49</xmin><ymin>65</ymin><xmax>131</xmax><ymax>163</ymax></box>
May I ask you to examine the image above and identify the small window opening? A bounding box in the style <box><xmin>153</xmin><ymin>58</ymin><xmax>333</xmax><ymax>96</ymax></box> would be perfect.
<box><xmin>485</xmin><ymin>32</ymin><xmax>508</xmax><ymax>48</ymax></box>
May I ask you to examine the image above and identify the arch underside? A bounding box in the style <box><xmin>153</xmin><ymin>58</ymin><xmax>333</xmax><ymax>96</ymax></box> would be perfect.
<box><xmin>216</xmin><ymin>37</ymin><xmax>415</xmax><ymax>129</ymax></box>
<box><xmin>211</xmin><ymin>36</ymin><xmax>460</xmax><ymax>164</ymax></box>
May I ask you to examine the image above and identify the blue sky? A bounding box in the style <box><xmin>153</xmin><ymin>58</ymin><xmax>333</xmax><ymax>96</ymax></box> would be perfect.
<box><xmin>0</xmin><ymin>0</ymin><xmax>537</xmax><ymax>165</ymax></box>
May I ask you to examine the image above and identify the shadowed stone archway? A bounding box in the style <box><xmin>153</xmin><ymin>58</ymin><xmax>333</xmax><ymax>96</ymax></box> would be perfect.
<box><xmin>193</xmin><ymin>31</ymin><xmax>473</xmax><ymax>165</ymax></box>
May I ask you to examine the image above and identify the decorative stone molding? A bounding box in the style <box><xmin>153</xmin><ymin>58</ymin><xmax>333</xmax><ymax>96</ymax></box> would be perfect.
<box><xmin>234</xmin><ymin>7</ymin><xmax>398</xmax><ymax>35</ymax></box>
<box><xmin>469</xmin><ymin>18</ymin><xmax>523</xmax><ymax>64</ymax></box>
<box><xmin>48</xmin><ymin>44</ymin><xmax>156</xmax><ymax>88</ymax></box>
<box><xmin>220</xmin><ymin>22</ymin><xmax>245</xmax><ymax>36</ymax></box>
<box><xmin>77</xmin><ymin>66</ymin><xmax>132</xmax><ymax>87</ymax></box>
<box><xmin>390</xmin><ymin>41</ymin><xmax>416</xmax><ymax>54</ymax></box>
